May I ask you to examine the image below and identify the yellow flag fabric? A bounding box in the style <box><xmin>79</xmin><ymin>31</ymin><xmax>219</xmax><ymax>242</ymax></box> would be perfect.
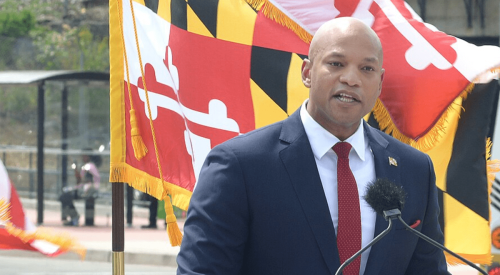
<box><xmin>371</xmin><ymin>81</ymin><xmax>499</xmax><ymax>264</ymax></box>
<box><xmin>435</xmin><ymin>82</ymin><xmax>500</xmax><ymax>264</ymax></box>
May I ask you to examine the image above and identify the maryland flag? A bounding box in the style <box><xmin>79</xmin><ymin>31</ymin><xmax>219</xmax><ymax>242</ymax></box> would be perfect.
<box><xmin>109</xmin><ymin>0</ymin><xmax>500</xmax><ymax>263</ymax></box>
<box><xmin>0</xmin><ymin>159</ymin><xmax>86</xmax><ymax>258</ymax></box>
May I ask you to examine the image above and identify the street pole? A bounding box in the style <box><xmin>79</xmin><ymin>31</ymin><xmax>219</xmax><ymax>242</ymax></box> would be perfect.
<box><xmin>61</xmin><ymin>84</ymin><xmax>68</xmax><ymax>220</ymax></box>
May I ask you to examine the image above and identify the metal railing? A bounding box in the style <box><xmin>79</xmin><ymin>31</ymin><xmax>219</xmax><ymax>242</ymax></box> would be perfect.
<box><xmin>0</xmin><ymin>145</ymin><xmax>111</xmax><ymax>201</ymax></box>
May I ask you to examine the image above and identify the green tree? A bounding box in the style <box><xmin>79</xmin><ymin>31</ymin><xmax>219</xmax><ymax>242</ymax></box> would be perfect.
<box><xmin>77</xmin><ymin>27</ymin><xmax>110</xmax><ymax>71</ymax></box>
<box><xmin>0</xmin><ymin>9</ymin><xmax>35</xmax><ymax>37</ymax></box>
<box><xmin>0</xmin><ymin>1</ymin><xmax>37</xmax><ymax>69</ymax></box>
<box><xmin>0</xmin><ymin>0</ymin><xmax>109</xmax><ymax>71</ymax></box>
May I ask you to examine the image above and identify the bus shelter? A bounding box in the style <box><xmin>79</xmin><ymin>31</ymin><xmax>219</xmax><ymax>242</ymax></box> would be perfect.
<box><xmin>0</xmin><ymin>70</ymin><xmax>109</xmax><ymax>224</ymax></box>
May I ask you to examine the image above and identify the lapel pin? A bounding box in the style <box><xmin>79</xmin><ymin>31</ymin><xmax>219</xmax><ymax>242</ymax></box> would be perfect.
<box><xmin>389</xmin><ymin>157</ymin><xmax>398</xmax><ymax>167</ymax></box>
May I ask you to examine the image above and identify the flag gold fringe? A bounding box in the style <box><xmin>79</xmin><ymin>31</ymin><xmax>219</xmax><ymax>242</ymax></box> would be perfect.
<box><xmin>445</xmin><ymin>252</ymin><xmax>492</xmax><ymax>266</ymax></box>
<box><xmin>109</xmin><ymin>162</ymin><xmax>192</xmax><ymax>211</ymax></box>
<box><xmin>109</xmin><ymin>162</ymin><xmax>164</xmax><ymax>201</ymax></box>
<box><xmin>486</xmin><ymin>138</ymin><xmax>500</xmax><ymax>186</ymax></box>
<box><xmin>371</xmin><ymin>98</ymin><xmax>417</xmax><ymax>147</ymax></box>
<box><xmin>245</xmin><ymin>0</ymin><xmax>312</xmax><ymax>44</ymax></box>
<box><xmin>372</xmin><ymin>83</ymin><xmax>475</xmax><ymax>151</ymax></box>
<box><xmin>0</xmin><ymin>199</ymin><xmax>87</xmax><ymax>259</ymax></box>
<box><xmin>110</xmin><ymin>162</ymin><xmax>189</xmax><ymax>246</ymax></box>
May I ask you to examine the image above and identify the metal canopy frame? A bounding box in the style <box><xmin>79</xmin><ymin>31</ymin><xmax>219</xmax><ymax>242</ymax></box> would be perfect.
<box><xmin>0</xmin><ymin>70</ymin><xmax>109</xmax><ymax>224</ymax></box>
<box><xmin>0</xmin><ymin>70</ymin><xmax>109</xmax><ymax>85</ymax></box>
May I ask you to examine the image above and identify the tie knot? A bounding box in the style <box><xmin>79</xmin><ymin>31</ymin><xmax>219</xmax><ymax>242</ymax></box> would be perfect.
<box><xmin>333</xmin><ymin>142</ymin><xmax>352</xmax><ymax>159</ymax></box>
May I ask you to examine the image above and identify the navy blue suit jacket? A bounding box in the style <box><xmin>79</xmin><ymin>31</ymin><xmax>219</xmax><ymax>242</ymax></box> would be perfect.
<box><xmin>177</xmin><ymin>109</ymin><xmax>450</xmax><ymax>275</ymax></box>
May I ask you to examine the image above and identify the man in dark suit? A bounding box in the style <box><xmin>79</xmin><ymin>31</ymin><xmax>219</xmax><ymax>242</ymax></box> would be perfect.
<box><xmin>177</xmin><ymin>17</ymin><xmax>450</xmax><ymax>275</ymax></box>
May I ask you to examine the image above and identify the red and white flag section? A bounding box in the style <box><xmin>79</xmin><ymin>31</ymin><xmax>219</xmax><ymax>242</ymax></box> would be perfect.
<box><xmin>0</xmin><ymin>159</ymin><xmax>85</xmax><ymax>258</ymax></box>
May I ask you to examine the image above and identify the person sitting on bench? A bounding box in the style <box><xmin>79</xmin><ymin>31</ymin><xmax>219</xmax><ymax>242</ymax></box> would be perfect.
<box><xmin>60</xmin><ymin>148</ymin><xmax>102</xmax><ymax>226</ymax></box>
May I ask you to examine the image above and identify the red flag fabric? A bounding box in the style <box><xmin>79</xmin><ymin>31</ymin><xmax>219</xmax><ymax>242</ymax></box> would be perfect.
<box><xmin>124</xmin><ymin>31</ymin><xmax>256</xmax><ymax>193</ymax></box>
<box><xmin>0</xmin><ymin>159</ymin><xmax>85</xmax><ymax>257</ymax></box>
<box><xmin>249</xmin><ymin>0</ymin><xmax>500</xmax><ymax>148</ymax></box>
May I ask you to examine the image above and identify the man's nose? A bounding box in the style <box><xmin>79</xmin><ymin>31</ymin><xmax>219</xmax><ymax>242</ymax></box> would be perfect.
<box><xmin>339</xmin><ymin>67</ymin><xmax>361</xmax><ymax>87</ymax></box>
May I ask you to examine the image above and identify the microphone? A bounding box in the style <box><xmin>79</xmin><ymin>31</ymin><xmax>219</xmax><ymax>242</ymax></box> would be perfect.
<box><xmin>348</xmin><ymin>178</ymin><xmax>487</xmax><ymax>275</ymax></box>
<box><xmin>335</xmin><ymin>178</ymin><xmax>405</xmax><ymax>275</ymax></box>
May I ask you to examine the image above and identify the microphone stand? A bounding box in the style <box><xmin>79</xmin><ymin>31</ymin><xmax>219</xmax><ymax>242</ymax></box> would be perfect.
<box><xmin>335</xmin><ymin>209</ymin><xmax>400</xmax><ymax>275</ymax></box>
<box><xmin>397</xmin><ymin>216</ymin><xmax>488</xmax><ymax>275</ymax></box>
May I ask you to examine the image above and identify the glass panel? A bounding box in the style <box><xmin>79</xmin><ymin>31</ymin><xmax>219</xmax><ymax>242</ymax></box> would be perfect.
<box><xmin>0</xmin><ymin>79</ymin><xmax>110</xmax><ymax>200</ymax></box>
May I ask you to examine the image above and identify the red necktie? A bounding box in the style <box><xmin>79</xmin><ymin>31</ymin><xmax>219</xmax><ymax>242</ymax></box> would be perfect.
<box><xmin>333</xmin><ymin>142</ymin><xmax>361</xmax><ymax>275</ymax></box>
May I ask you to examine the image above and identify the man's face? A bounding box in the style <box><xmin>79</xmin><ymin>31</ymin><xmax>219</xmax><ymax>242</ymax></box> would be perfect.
<box><xmin>302</xmin><ymin>25</ymin><xmax>384</xmax><ymax>139</ymax></box>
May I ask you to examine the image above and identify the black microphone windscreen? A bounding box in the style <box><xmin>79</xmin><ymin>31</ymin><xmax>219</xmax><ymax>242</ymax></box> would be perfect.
<box><xmin>364</xmin><ymin>178</ymin><xmax>406</xmax><ymax>216</ymax></box>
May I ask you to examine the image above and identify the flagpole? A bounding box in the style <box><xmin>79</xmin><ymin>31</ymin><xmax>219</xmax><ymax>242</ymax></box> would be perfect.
<box><xmin>112</xmin><ymin>182</ymin><xmax>125</xmax><ymax>275</ymax></box>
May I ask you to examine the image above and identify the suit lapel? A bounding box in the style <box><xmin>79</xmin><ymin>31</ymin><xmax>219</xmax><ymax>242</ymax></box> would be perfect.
<box><xmin>363</xmin><ymin>123</ymin><xmax>402</xmax><ymax>275</ymax></box>
<box><xmin>279</xmin><ymin>111</ymin><xmax>340</xmax><ymax>275</ymax></box>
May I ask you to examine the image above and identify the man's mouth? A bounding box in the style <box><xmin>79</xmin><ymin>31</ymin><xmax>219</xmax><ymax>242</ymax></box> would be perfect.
<box><xmin>334</xmin><ymin>93</ymin><xmax>358</xmax><ymax>103</ymax></box>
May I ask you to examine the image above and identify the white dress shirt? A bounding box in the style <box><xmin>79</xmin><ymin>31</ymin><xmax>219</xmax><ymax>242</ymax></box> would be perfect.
<box><xmin>300</xmin><ymin>100</ymin><xmax>376</xmax><ymax>275</ymax></box>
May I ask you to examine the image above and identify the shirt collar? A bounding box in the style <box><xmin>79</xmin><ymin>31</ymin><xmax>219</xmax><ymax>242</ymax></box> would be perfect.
<box><xmin>300</xmin><ymin>99</ymin><xmax>366</xmax><ymax>161</ymax></box>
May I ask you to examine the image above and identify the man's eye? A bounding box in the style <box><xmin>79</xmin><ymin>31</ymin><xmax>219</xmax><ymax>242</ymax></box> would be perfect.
<box><xmin>362</xmin><ymin>66</ymin><xmax>375</xmax><ymax>71</ymax></box>
<box><xmin>330</xmin><ymin>62</ymin><xmax>342</xmax><ymax>67</ymax></box>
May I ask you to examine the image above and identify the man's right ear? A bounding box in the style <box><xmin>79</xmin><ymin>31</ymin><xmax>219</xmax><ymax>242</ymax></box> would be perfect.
<box><xmin>302</xmin><ymin>59</ymin><xmax>311</xmax><ymax>88</ymax></box>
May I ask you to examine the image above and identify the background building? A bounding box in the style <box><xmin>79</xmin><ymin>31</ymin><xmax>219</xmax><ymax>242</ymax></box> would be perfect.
<box><xmin>406</xmin><ymin>0</ymin><xmax>499</xmax><ymax>45</ymax></box>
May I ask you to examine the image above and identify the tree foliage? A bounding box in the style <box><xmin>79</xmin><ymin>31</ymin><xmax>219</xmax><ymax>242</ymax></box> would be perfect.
<box><xmin>0</xmin><ymin>9</ymin><xmax>35</xmax><ymax>37</ymax></box>
<box><xmin>0</xmin><ymin>0</ymin><xmax>109</xmax><ymax>71</ymax></box>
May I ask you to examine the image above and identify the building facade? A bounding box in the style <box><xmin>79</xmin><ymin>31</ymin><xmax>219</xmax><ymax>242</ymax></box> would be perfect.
<box><xmin>406</xmin><ymin>0</ymin><xmax>499</xmax><ymax>45</ymax></box>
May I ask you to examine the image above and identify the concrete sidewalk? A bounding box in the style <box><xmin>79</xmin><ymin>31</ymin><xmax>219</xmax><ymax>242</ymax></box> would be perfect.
<box><xmin>5</xmin><ymin>198</ymin><xmax>480</xmax><ymax>274</ymax></box>
<box><xmin>9</xmin><ymin>198</ymin><xmax>182</xmax><ymax>267</ymax></box>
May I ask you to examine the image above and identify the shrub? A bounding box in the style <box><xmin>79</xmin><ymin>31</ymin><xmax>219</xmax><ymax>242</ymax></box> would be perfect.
<box><xmin>0</xmin><ymin>9</ymin><xmax>36</xmax><ymax>37</ymax></box>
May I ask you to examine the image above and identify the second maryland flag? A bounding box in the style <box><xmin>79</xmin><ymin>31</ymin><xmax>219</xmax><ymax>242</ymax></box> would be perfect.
<box><xmin>109</xmin><ymin>0</ymin><xmax>310</xmax><ymax>245</ymax></box>
<box><xmin>109</xmin><ymin>0</ymin><xmax>500</xmax><ymax>264</ymax></box>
